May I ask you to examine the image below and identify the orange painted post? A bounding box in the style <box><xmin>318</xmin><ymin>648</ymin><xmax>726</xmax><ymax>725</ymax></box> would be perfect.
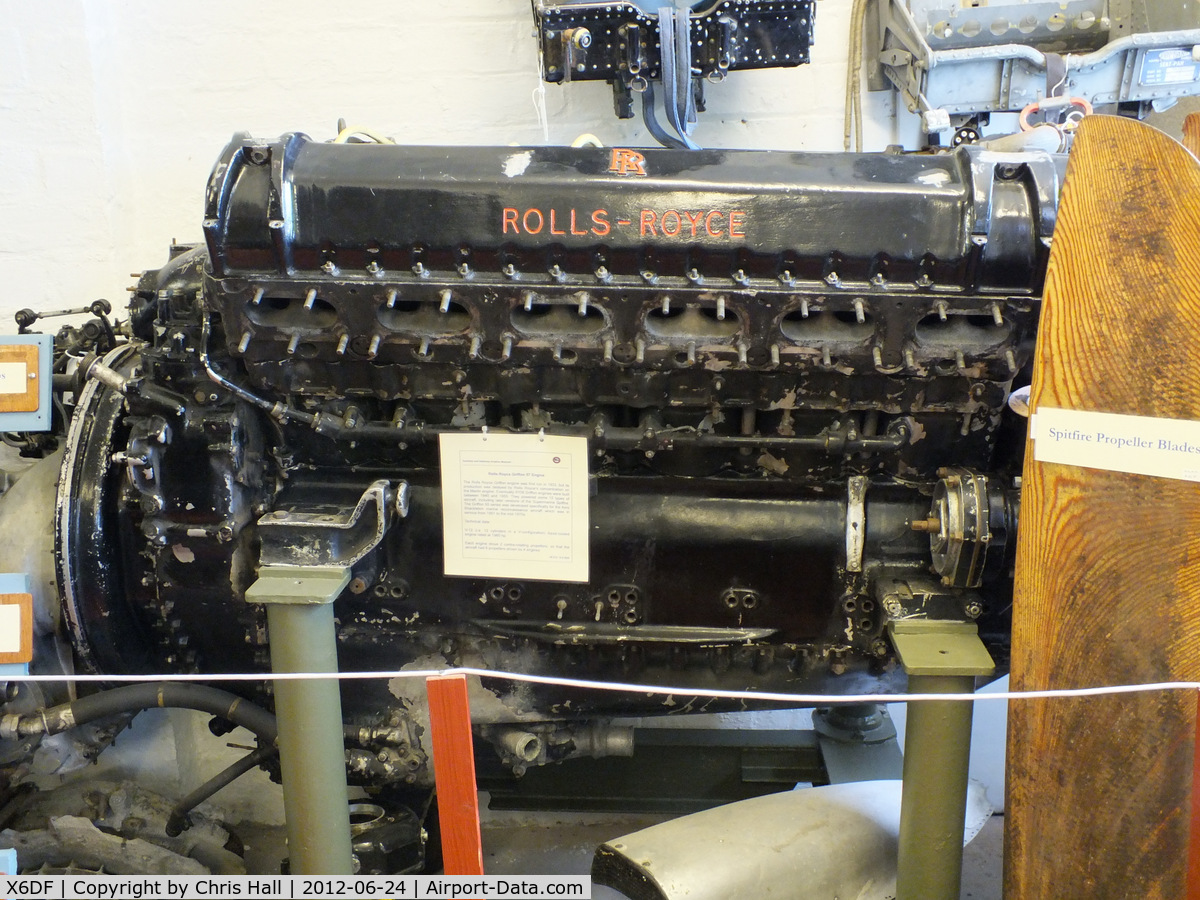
<box><xmin>1189</xmin><ymin>690</ymin><xmax>1200</xmax><ymax>900</ymax></box>
<box><xmin>426</xmin><ymin>674</ymin><xmax>484</xmax><ymax>876</ymax></box>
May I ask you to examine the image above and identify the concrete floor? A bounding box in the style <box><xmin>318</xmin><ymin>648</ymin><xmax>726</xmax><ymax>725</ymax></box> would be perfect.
<box><xmin>961</xmin><ymin>816</ymin><xmax>1003</xmax><ymax>900</ymax></box>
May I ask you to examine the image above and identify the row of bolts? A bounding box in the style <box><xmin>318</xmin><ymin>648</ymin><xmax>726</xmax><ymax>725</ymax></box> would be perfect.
<box><xmin>239</xmin><ymin>286</ymin><xmax>1015</xmax><ymax>373</ymax></box>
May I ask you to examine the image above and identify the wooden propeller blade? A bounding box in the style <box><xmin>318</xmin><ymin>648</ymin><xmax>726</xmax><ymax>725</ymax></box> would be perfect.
<box><xmin>1006</xmin><ymin>115</ymin><xmax>1200</xmax><ymax>899</ymax></box>
<box><xmin>1184</xmin><ymin>111</ymin><xmax>1200</xmax><ymax>158</ymax></box>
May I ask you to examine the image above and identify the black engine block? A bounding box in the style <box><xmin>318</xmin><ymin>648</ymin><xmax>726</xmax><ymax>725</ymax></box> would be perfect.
<box><xmin>50</xmin><ymin>134</ymin><xmax>1062</xmax><ymax>784</ymax></box>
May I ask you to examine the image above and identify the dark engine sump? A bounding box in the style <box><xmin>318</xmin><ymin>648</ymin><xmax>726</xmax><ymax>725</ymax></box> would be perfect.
<box><xmin>20</xmin><ymin>133</ymin><xmax>1063</xmax><ymax>790</ymax></box>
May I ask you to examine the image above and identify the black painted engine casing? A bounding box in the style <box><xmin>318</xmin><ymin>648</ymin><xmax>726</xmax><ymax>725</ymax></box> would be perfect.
<box><xmin>56</xmin><ymin>136</ymin><xmax>1062</xmax><ymax>779</ymax></box>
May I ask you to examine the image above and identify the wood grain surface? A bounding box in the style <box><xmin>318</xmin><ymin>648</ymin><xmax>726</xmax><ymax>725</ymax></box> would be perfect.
<box><xmin>1184</xmin><ymin>112</ymin><xmax>1200</xmax><ymax>159</ymax></box>
<box><xmin>1005</xmin><ymin>115</ymin><xmax>1200</xmax><ymax>898</ymax></box>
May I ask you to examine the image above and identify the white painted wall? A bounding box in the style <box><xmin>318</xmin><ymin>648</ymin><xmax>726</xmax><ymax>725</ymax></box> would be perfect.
<box><xmin>0</xmin><ymin>0</ymin><xmax>917</xmax><ymax>324</ymax></box>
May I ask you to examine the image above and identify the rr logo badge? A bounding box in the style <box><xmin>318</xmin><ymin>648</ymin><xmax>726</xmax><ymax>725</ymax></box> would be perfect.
<box><xmin>608</xmin><ymin>148</ymin><xmax>647</xmax><ymax>176</ymax></box>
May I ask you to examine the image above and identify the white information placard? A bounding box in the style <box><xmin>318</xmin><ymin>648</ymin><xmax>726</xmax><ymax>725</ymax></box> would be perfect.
<box><xmin>0</xmin><ymin>362</ymin><xmax>27</xmax><ymax>395</ymax></box>
<box><xmin>0</xmin><ymin>604</ymin><xmax>20</xmax><ymax>654</ymax></box>
<box><xmin>439</xmin><ymin>432</ymin><xmax>589</xmax><ymax>582</ymax></box>
<box><xmin>1032</xmin><ymin>406</ymin><xmax>1200</xmax><ymax>482</ymax></box>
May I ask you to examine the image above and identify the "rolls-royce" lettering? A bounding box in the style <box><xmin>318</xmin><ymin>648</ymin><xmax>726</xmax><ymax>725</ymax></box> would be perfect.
<box><xmin>502</xmin><ymin>207</ymin><xmax>747</xmax><ymax>240</ymax></box>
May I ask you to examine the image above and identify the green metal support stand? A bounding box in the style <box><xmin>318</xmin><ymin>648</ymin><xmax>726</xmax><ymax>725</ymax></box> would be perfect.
<box><xmin>889</xmin><ymin>620</ymin><xmax>994</xmax><ymax>900</ymax></box>
<box><xmin>247</xmin><ymin>565</ymin><xmax>355</xmax><ymax>875</ymax></box>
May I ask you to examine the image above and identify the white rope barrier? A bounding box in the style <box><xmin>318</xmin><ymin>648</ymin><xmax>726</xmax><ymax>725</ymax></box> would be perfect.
<box><xmin>7</xmin><ymin>666</ymin><xmax>1200</xmax><ymax>704</ymax></box>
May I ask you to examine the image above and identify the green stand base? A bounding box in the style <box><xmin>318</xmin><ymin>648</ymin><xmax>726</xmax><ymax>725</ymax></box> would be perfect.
<box><xmin>889</xmin><ymin>620</ymin><xmax>994</xmax><ymax>900</ymax></box>
<box><xmin>247</xmin><ymin>565</ymin><xmax>355</xmax><ymax>875</ymax></box>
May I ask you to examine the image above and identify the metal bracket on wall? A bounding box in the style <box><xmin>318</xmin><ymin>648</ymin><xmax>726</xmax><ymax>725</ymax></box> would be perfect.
<box><xmin>867</xmin><ymin>0</ymin><xmax>1200</xmax><ymax>132</ymax></box>
<box><xmin>531</xmin><ymin>0</ymin><xmax>816</xmax><ymax>141</ymax></box>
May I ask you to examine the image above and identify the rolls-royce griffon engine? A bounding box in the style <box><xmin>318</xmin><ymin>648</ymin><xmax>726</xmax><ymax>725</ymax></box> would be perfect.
<box><xmin>3</xmin><ymin>134</ymin><xmax>1061</xmax><ymax>797</ymax></box>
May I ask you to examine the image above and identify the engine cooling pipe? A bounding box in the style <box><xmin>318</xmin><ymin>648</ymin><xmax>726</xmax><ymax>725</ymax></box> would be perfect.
<box><xmin>0</xmin><ymin>683</ymin><xmax>278</xmax><ymax>742</ymax></box>
<box><xmin>0</xmin><ymin>681</ymin><xmax>399</xmax><ymax>746</ymax></box>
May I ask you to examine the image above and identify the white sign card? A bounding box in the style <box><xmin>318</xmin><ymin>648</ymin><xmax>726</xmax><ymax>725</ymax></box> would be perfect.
<box><xmin>0</xmin><ymin>604</ymin><xmax>20</xmax><ymax>654</ymax></box>
<box><xmin>439</xmin><ymin>432</ymin><xmax>590</xmax><ymax>582</ymax></box>
<box><xmin>1032</xmin><ymin>407</ymin><xmax>1200</xmax><ymax>483</ymax></box>
<box><xmin>0</xmin><ymin>363</ymin><xmax>27</xmax><ymax>395</ymax></box>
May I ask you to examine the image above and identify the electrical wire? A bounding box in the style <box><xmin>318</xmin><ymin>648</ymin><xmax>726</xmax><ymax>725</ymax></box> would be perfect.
<box><xmin>642</xmin><ymin>82</ymin><xmax>690</xmax><ymax>150</ymax></box>
<box><xmin>845</xmin><ymin>0</ymin><xmax>870</xmax><ymax>152</ymax></box>
<box><xmin>657</xmin><ymin>6</ymin><xmax>701</xmax><ymax>150</ymax></box>
<box><xmin>1019</xmin><ymin>96</ymin><xmax>1094</xmax><ymax>132</ymax></box>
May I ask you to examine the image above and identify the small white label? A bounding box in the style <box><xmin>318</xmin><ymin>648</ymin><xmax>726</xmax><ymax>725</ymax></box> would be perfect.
<box><xmin>1032</xmin><ymin>407</ymin><xmax>1200</xmax><ymax>482</ymax></box>
<box><xmin>0</xmin><ymin>362</ymin><xmax>28</xmax><ymax>395</ymax></box>
<box><xmin>0</xmin><ymin>605</ymin><xmax>21</xmax><ymax>654</ymax></box>
<box><xmin>440</xmin><ymin>432</ymin><xmax>590</xmax><ymax>582</ymax></box>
